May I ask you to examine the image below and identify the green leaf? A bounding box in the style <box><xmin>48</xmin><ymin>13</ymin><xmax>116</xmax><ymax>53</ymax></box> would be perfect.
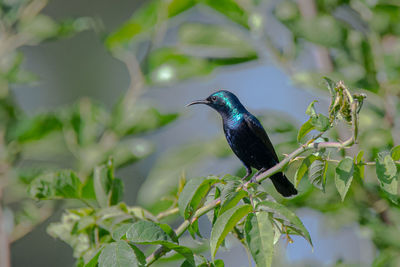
<box><xmin>9</xmin><ymin>113</ymin><xmax>62</xmax><ymax>143</ymax></box>
<box><xmin>18</xmin><ymin>14</ymin><xmax>59</xmax><ymax>40</ymax></box>
<box><xmin>391</xmin><ymin>146</ymin><xmax>400</xmax><ymax>161</ymax></box>
<box><xmin>335</xmin><ymin>157</ymin><xmax>354</xmax><ymax>201</ymax></box>
<box><xmin>68</xmin><ymin>99</ymin><xmax>109</xmax><ymax>147</ymax></box>
<box><xmin>188</xmin><ymin>219</ymin><xmax>202</xmax><ymax>239</ymax></box>
<box><xmin>305</xmin><ymin>101</ymin><xmax>318</xmax><ymax>117</ymax></box>
<box><xmin>29</xmin><ymin>170</ymin><xmax>82</xmax><ymax>200</ymax></box>
<box><xmin>94</xmin><ymin>162</ymin><xmax>114</xmax><ymax>208</ymax></box>
<box><xmin>201</xmin><ymin>0</ymin><xmax>249</xmax><ymax>28</ymax></box>
<box><xmin>125</xmin><ymin>220</ymin><xmax>195</xmax><ymax>264</ymax></box>
<box><xmin>112</xmin><ymin>102</ymin><xmax>179</xmax><ymax>137</ymax></box>
<box><xmin>106</xmin><ymin>0</ymin><xmax>196</xmax><ymax>49</ymax></box>
<box><xmin>199</xmin><ymin>259</ymin><xmax>225</xmax><ymax>267</ymax></box>
<box><xmin>158</xmin><ymin>223</ymin><xmax>179</xmax><ymax>243</ymax></box>
<box><xmin>256</xmin><ymin>201</ymin><xmax>312</xmax><ymax>248</ymax></box>
<box><xmin>211</xmin><ymin>186</ymin><xmax>222</xmax><ymax>226</ymax></box>
<box><xmin>178</xmin><ymin>177</ymin><xmax>220</xmax><ymax>219</ymax></box>
<box><xmin>167</xmin><ymin>0</ymin><xmax>197</xmax><ymax>17</ymax></box>
<box><xmin>162</xmin><ymin>244</ymin><xmax>195</xmax><ymax>266</ymax></box>
<box><xmin>126</xmin><ymin>221</ymin><xmax>173</xmax><ymax>244</ymax></box>
<box><xmin>98</xmin><ymin>241</ymin><xmax>145</xmax><ymax>267</ymax></box>
<box><xmin>311</xmin><ymin>114</ymin><xmax>330</xmax><ymax>131</ymax></box>
<box><xmin>309</xmin><ymin>159</ymin><xmax>328</xmax><ymax>192</ymax></box>
<box><xmin>355</xmin><ymin>150</ymin><xmax>365</xmax><ymax>164</ymax></box>
<box><xmin>147</xmin><ymin>48</ymin><xmax>215</xmax><ymax>84</ymax></box>
<box><xmin>210</xmin><ymin>204</ymin><xmax>252</xmax><ymax>260</ymax></box>
<box><xmin>297</xmin><ymin>119</ymin><xmax>315</xmax><ymax>142</ymax></box>
<box><xmin>84</xmin><ymin>248</ymin><xmax>102</xmax><ymax>267</ymax></box>
<box><xmin>323</xmin><ymin>77</ymin><xmax>336</xmax><ymax>96</ymax></box>
<box><xmin>294</xmin><ymin>154</ymin><xmax>317</xmax><ymax>186</ymax></box>
<box><xmin>354</xmin><ymin>150</ymin><xmax>365</xmax><ymax>181</ymax></box>
<box><xmin>178</xmin><ymin>23</ymin><xmax>256</xmax><ymax>60</ymax></box>
<box><xmin>376</xmin><ymin>152</ymin><xmax>398</xmax><ymax>204</ymax></box>
<box><xmin>109</xmin><ymin>178</ymin><xmax>124</xmax><ymax>206</ymax></box>
<box><xmin>245</xmin><ymin>212</ymin><xmax>274</xmax><ymax>267</ymax></box>
<box><xmin>304</xmin><ymin>100</ymin><xmax>330</xmax><ymax>131</ymax></box>
<box><xmin>294</xmin><ymin>15</ymin><xmax>344</xmax><ymax>47</ymax></box>
<box><xmin>354</xmin><ymin>163</ymin><xmax>365</xmax><ymax>182</ymax></box>
<box><xmin>112</xmin><ymin>224</ymin><xmax>132</xmax><ymax>241</ymax></box>
<box><xmin>219</xmin><ymin>181</ymin><xmax>247</xmax><ymax>215</ymax></box>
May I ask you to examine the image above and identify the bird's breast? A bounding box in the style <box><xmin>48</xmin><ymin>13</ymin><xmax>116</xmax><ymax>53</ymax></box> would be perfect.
<box><xmin>223</xmin><ymin>120</ymin><xmax>276</xmax><ymax>169</ymax></box>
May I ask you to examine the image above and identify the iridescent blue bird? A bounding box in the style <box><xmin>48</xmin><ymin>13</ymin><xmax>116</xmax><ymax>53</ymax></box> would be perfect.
<box><xmin>187</xmin><ymin>90</ymin><xmax>297</xmax><ymax>197</ymax></box>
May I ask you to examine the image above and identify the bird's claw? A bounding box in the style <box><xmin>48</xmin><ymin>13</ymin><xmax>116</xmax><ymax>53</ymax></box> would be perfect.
<box><xmin>250</xmin><ymin>176</ymin><xmax>261</xmax><ymax>185</ymax></box>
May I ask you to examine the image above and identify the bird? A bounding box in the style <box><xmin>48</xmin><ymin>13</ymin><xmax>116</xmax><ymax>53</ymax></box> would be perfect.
<box><xmin>186</xmin><ymin>90</ymin><xmax>297</xmax><ymax>197</ymax></box>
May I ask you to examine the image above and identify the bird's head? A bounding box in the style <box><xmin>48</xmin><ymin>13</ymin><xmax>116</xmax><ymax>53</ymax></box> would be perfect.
<box><xmin>186</xmin><ymin>90</ymin><xmax>245</xmax><ymax>116</ymax></box>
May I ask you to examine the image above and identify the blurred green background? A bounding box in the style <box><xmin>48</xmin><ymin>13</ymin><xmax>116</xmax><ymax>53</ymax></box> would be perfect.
<box><xmin>2</xmin><ymin>0</ymin><xmax>400</xmax><ymax>266</ymax></box>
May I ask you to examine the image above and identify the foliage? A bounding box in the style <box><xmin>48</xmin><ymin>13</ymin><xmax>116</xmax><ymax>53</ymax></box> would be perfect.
<box><xmin>2</xmin><ymin>0</ymin><xmax>400</xmax><ymax>267</ymax></box>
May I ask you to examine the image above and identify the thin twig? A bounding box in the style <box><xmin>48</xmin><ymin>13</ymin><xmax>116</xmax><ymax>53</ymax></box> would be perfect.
<box><xmin>156</xmin><ymin>207</ymin><xmax>179</xmax><ymax>221</ymax></box>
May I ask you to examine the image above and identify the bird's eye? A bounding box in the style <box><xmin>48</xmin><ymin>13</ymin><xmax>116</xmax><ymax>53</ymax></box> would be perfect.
<box><xmin>211</xmin><ymin>96</ymin><xmax>217</xmax><ymax>101</ymax></box>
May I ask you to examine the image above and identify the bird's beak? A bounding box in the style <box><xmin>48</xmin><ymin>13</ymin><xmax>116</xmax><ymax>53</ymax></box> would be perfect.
<box><xmin>185</xmin><ymin>99</ymin><xmax>210</xmax><ymax>107</ymax></box>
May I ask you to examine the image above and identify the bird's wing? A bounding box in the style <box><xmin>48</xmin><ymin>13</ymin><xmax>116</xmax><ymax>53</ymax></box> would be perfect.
<box><xmin>244</xmin><ymin>113</ymin><xmax>279</xmax><ymax>162</ymax></box>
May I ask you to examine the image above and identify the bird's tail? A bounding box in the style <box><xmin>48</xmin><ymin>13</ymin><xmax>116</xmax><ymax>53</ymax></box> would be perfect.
<box><xmin>270</xmin><ymin>172</ymin><xmax>297</xmax><ymax>197</ymax></box>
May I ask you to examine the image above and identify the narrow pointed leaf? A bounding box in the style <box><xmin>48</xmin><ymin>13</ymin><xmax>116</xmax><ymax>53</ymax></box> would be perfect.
<box><xmin>210</xmin><ymin>204</ymin><xmax>252</xmax><ymax>260</ymax></box>
<box><xmin>158</xmin><ymin>223</ymin><xmax>179</xmax><ymax>243</ymax></box>
<box><xmin>297</xmin><ymin>119</ymin><xmax>315</xmax><ymax>142</ymax></box>
<box><xmin>305</xmin><ymin>100</ymin><xmax>318</xmax><ymax>117</ymax></box>
<box><xmin>202</xmin><ymin>0</ymin><xmax>249</xmax><ymax>28</ymax></box>
<box><xmin>355</xmin><ymin>150</ymin><xmax>364</xmax><ymax>164</ymax></box>
<box><xmin>245</xmin><ymin>212</ymin><xmax>274</xmax><ymax>267</ymax></box>
<box><xmin>294</xmin><ymin>154</ymin><xmax>317</xmax><ymax>186</ymax></box>
<box><xmin>309</xmin><ymin>159</ymin><xmax>328</xmax><ymax>192</ymax></box>
<box><xmin>94</xmin><ymin>163</ymin><xmax>113</xmax><ymax>207</ymax></box>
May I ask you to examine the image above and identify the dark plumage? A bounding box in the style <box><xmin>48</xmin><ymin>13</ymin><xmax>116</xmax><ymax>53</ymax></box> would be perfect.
<box><xmin>187</xmin><ymin>90</ymin><xmax>297</xmax><ymax>197</ymax></box>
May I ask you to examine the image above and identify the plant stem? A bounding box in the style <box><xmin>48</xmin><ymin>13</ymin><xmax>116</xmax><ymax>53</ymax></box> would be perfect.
<box><xmin>156</xmin><ymin>207</ymin><xmax>179</xmax><ymax>221</ymax></box>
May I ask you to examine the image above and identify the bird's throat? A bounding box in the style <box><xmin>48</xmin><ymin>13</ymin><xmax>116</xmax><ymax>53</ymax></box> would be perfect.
<box><xmin>223</xmin><ymin>108</ymin><xmax>244</xmax><ymax>127</ymax></box>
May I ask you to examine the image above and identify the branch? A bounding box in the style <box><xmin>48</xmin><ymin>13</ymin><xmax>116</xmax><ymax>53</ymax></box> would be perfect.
<box><xmin>156</xmin><ymin>207</ymin><xmax>179</xmax><ymax>221</ymax></box>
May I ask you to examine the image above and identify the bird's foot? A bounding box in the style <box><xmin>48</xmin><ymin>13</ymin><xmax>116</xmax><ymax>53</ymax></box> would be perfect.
<box><xmin>242</xmin><ymin>173</ymin><xmax>251</xmax><ymax>181</ymax></box>
<box><xmin>241</xmin><ymin>167</ymin><xmax>252</xmax><ymax>181</ymax></box>
<box><xmin>251</xmin><ymin>168</ymin><xmax>267</xmax><ymax>184</ymax></box>
<box><xmin>249</xmin><ymin>176</ymin><xmax>261</xmax><ymax>184</ymax></box>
